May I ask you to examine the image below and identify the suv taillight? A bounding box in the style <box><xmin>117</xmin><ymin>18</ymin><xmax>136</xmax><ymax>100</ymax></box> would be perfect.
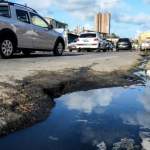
<box><xmin>77</xmin><ymin>39</ymin><xmax>79</xmax><ymax>41</ymax></box>
<box><xmin>129</xmin><ymin>40</ymin><xmax>130</xmax><ymax>42</ymax></box>
<box><xmin>94</xmin><ymin>38</ymin><xmax>98</xmax><ymax>41</ymax></box>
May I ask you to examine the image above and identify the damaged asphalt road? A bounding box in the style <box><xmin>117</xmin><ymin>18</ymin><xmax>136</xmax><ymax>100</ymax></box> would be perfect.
<box><xmin>0</xmin><ymin>51</ymin><xmax>148</xmax><ymax>137</ymax></box>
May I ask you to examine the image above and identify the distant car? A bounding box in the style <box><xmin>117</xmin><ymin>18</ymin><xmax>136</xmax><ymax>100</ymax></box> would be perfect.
<box><xmin>106</xmin><ymin>42</ymin><xmax>113</xmax><ymax>51</ymax></box>
<box><xmin>68</xmin><ymin>39</ymin><xmax>77</xmax><ymax>52</ymax></box>
<box><xmin>116</xmin><ymin>38</ymin><xmax>132</xmax><ymax>51</ymax></box>
<box><xmin>140</xmin><ymin>40</ymin><xmax>150</xmax><ymax>51</ymax></box>
<box><xmin>76</xmin><ymin>32</ymin><xmax>107</xmax><ymax>52</ymax></box>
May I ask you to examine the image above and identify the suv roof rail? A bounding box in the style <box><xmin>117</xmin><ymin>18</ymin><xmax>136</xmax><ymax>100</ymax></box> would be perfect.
<box><xmin>0</xmin><ymin>1</ymin><xmax>37</xmax><ymax>13</ymax></box>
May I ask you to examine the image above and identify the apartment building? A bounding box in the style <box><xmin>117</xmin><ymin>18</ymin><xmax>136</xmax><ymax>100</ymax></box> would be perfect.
<box><xmin>94</xmin><ymin>12</ymin><xmax>111</xmax><ymax>34</ymax></box>
<box><xmin>141</xmin><ymin>31</ymin><xmax>150</xmax><ymax>40</ymax></box>
<box><xmin>135</xmin><ymin>34</ymin><xmax>141</xmax><ymax>40</ymax></box>
<box><xmin>73</xmin><ymin>25</ymin><xmax>84</xmax><ymax>34</ymax></box>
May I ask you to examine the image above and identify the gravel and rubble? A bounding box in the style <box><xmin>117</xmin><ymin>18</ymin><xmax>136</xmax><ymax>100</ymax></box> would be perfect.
<box><xmin>112</xmin><ymin>138</ymin><xmax>135</xmax><ymax>150</ymax></box>
<box><xmin>93</xmin><ymin>140</ymin><xmax>107</xmax><ymax>150</ymax></box>
<box><xmin>139</xmin><ymin>132</ymin><xmax>150</xmax><ymax>150</ymax></box>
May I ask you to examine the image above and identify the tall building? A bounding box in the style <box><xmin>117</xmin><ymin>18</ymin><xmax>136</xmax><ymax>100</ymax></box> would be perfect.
<box><xmin>94</xmin><ymin>12</ymin><xmax>110</xmax><ymax>34</ymax></box>
<box><xmin>135</xmin><ymin>33</ymin><xmax>141</xmax><ymax>40</ymax></box>
<box><xmin>73</xmin><ymin>25</ymin><xmax>84</xmax><ymax>34</ymax></box>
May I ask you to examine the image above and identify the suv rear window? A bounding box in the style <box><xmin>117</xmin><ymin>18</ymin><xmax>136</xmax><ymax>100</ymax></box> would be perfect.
<box><xmin>0</xmin><ymin>6</ymin><xmax>10</xmax><ymax>18</ymax></box>
<box><xmin>118</xmin><ymin>38</ymin><xmax>129</xmax><ymax>42</ymax></box>
<box><xmin>80</xmin><ymin>34</ymin><xmax>96</xmax><ymax>38</ymax></box>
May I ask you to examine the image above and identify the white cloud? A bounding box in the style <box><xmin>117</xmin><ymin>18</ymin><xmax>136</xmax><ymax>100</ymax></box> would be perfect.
<box><xmin>144</xmin><ymin>0</ymin><xmax>150</xmax><ymax>5</ymax></box>
<box><xmin>54</xmin><ymin>0</ymin><xmax>129</xmax><ymax>21</ymax></box>
<box><xmin>137</xmin><ymin>88</ymin><xmax>150</xmax><ymax>111</ymax></box>
<box><xmin>83</xmin><ymin>23</ymin><xmax>93</xmax><ymax>31</ymax></box>
<box><xmin>121</xmin><ymin>88</ymin><xmax>150</xmax><ymax>128</ymax></box>
<box><xmin>121</xmin><ymin>111</ymin><xmax>150</xmax><ymax>128</ymax></box>
<box><xmin>18</xmin><ymin>0</ymin><xmax>52</xmax><ymax>11</ymax></box>
<box><xmin>136</xmin><ymin>29</ymin><xmax>142</xmax><ymax>34</ymax></box>
<box><xmin>57</xmin><ymin>88</ymin><xmax>123</xmax><ymax>114</ymax></box>
<box><xmin>116</xmin><ymin>13</ymin><xmax>150</xmax><ymax>25</ymax></box>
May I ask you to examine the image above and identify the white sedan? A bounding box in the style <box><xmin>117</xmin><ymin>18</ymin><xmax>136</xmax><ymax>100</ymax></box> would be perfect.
<box><xmin>76</xmin><ymin>32</ymin><xmax>107</xmax><ymax>52</ymax></box>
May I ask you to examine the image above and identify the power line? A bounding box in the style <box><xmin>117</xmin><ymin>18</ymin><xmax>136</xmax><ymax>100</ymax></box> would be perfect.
<box><xmin>53</xmin><ymin>0</ymin><xmax>125</xmax><ymax>12</ymax></box>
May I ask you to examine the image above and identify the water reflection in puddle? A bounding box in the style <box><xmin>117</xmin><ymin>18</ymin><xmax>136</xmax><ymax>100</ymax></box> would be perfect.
<box><xmin>0</xmin><ymin>85</ymin><xmax>150</xmax><ymax>150</ymax></box>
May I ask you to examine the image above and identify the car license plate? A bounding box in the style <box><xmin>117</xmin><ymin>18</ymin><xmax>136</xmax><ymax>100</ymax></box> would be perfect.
<box><xmin>84</xmin><ymin>40</ymin><xmax>89</xmax><ymax>42</ymax></box>
<box><xmin>72</xmin><ymin>46</ymin><xmax>75</xmax><ymax>48</ymax></box>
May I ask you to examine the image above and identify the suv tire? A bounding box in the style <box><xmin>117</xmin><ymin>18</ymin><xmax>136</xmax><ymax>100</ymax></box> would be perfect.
<box><xmin>53</xmin><ymin>40</ymin><xmax>63</xmax><ymax>56</ymax></box>
<box><xmin>22</xmin><ymin>50</ymin><xmax>31</xmax><ymax>56</ymax></box>
<box><xmin>0</xmin><ymin>37</ymin><xmax>14</xmax><ymax>59</ymax></box>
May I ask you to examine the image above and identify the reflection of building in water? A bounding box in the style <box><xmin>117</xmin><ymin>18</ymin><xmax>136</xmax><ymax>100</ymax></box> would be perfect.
<box><xmin>44</xmin><ymin>17</ymin><xmax>68</xmax><ymax>47</ymax></box>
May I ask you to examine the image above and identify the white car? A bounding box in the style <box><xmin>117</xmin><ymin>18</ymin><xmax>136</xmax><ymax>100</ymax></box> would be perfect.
<box><xmin>76</xmin><ymin>32</ymin><xmax>107</xmax><ymax>52</ymax></box>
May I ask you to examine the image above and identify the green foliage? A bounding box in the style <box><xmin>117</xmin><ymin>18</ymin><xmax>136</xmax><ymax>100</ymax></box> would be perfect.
<box><xmin>107</xmin><ymin>34</ymin><xmax>120</xmax><ymax>39</ymax></box>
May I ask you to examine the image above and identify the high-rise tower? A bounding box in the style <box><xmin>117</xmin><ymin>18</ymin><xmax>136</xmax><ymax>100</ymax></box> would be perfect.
<box><xmin>94</xmin><ymin>13</ymin><xmax>110</xmax><ymax>34</ymax></box>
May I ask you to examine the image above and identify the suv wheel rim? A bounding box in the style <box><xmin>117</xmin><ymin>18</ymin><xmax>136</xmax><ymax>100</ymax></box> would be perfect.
<box><xmin>57</xmin><ymin>43</ymin><xmax>63</xmax><ymax>54</ymax></box>
<box><xmin>1</xmin><ymin>40</ymin><xmax>13</xmax><ymax>56</ymax></box>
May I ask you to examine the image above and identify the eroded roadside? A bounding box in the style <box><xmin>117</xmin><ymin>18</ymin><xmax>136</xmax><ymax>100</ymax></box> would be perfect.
<box><xmin>0</xmin><ymin>52</ymin><xmax>149</xmax><ymax>138</ymax></box>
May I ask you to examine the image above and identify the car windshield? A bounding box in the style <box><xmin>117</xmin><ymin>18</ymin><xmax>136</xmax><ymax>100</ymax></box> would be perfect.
<box><xmin>79</xmin><ymin>34</ymin><xmax>96</xmax><ymax>38</ymax></box>
<box><xmin>142</xmin><ymin>41</ymin><xmax>149</xmax><ymax>43</ymax></box>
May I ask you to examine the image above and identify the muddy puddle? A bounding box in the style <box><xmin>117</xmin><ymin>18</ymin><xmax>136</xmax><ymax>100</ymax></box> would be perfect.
<box><xmin>0</xmin><ymin>84</ymin><xmax>150</xmax><ymax>150</ymax></box>
<box><xmin>0</xmin><ymin>58</ymin><xmax>150</xmax><ymax>150</ymax></box>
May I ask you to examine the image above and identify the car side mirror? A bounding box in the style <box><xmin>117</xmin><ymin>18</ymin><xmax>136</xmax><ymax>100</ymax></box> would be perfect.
<box><xmin>48</xmin><ymin>25</ymin><xmax>54</xmax><ymax>30</ymax></box>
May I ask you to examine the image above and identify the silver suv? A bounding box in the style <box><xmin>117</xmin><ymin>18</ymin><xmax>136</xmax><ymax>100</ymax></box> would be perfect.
<box><xmin>0</xmin><ymin>1</ymin><xmax>65</xmax><ymax>59</ymax></box>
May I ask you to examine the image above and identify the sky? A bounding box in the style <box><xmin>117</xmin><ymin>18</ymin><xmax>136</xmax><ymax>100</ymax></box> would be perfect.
<box><xmin>11</xmin><ymin>0</ymin><xmax>150</xmax><ymax>39</ymax></box>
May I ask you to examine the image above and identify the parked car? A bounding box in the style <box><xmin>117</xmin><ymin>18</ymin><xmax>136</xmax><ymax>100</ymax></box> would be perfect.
<box><xmin>140</xmin><ymin>40</ymin><xmax>150</xmax><ymax>51</ymax></box>
<box><xmin>76</xmin><ymin>32</ymin><xmax>107</xmax><ymax>52</ymax></box>
<box><xmin>116</xmin><ymin>38</ymin><xmax>132</xmax><ymax>51</ymax></box>
<box><xmin>0</xmin><ymin>1</ymin><xmax>65</xmax><ymax>59</ymax></box>
<box><xmin>68</xmin><ymin>39</ymin><xmax>77</xmax><ymax>52</ymax></box>
<box><xmin>106</xmin><ymin>42</ymin><xmax>113</xmax><ymax>51</ymax></box>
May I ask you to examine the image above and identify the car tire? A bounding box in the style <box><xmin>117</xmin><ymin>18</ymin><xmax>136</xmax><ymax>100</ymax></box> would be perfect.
<box><xmin>116</xmin><ymin>49</ymin><xmax>119</xmax><ymax>52</ymax></box>
<box><xmin>96</xmin><ymin>44</ymin><xmax>100</xmax><ymax>52</ymax></box>
<box><xmin>77</xmin><ymin>49</ymin><xmax>81</xmax><ymax>52</ymax></box>
<box><xmin>53</xmin><ymin>40</ymin><xmax>63</xmax><ymax>56</ymax></box>
<box><xmin>69</xmin><ymin>49</ymin><xmax>72</xmax><ymax>52</ymax></box>
<box><xmin>103</xmin><ymin>46</ymin><xmax>106</xmax><ymax>52</ymax></box>
<box><xmin>22</xmin><ymin>50</ymin><xmax>31</xmax><ymax>56</ymax></box>
<box><xmin>0</xmin><ymin>37</ymin><xmax>14</xmax><ymax>59</ymax></box>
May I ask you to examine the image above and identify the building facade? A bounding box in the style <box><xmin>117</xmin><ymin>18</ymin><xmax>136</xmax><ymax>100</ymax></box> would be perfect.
<box><xmin>73</xmin><ymin>25</ymin><xmax>84</xmax><ymax>34</ymax></box>
<box><xmin>135</xmin><ymin>34</ymin><xmax>141</xmax><ymax>40</ymax></box>
<box><xmin>44</xmin><ymin>17</ymin><xmax>68</xmax><ymax>47</ymax></box>
<box><xmin>94</xmin><ymin>12</ymin><xmax>111</xmax><ymax>34</ymax></box>
<box><xmin>141</xmin><ymin>31</ymin><xmax>150</xmax><ymax>40</ymax></box>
